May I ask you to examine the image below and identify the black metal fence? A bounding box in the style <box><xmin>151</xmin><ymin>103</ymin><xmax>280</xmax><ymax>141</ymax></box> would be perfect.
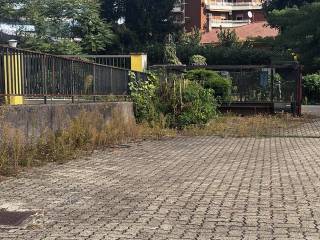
<box><xmin>0</xmin><ymin>46</ymin><xmax>145</xmax><ymax>104</ymax></box>
<box><xmin>150</xmin><ymin>64</ymin><xmax>302</xmax><ymax>115</ymax></box>
<box><xmin>62</xmin><ymin>55</ymin><xmax>131</xmax><ymax>69</ymax></box>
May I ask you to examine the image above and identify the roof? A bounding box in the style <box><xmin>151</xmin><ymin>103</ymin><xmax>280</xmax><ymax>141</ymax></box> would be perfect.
<box><xmin>201</xmin><ymin>21</ymin><xmax>278</xmax><ymax>44</ymax></box>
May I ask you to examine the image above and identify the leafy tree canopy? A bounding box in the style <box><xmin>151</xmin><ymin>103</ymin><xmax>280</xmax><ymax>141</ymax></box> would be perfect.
<box><xmin>217</xmin><ymin>27</ymin><xmax>240</xmax><ymax>47</ymax></box>
<box><xmin>265</xmin><ymin>1</ymin><xmax>320</xmax><ymax>72</ymax></box>
<box><xmin>102</xmin><ymin>0</ymin><xmax>180</xmax><ymax>47</ymax></box>
<box><xmin>263</xmin><ymin>0</ymin><xmax>314</xmax><ymax>12</ymax></box>
<box><xmin>1</xmin><ymin>0</ymin><xmax>114</xmax><ymax>54</ymax></box>
<box><xmin>0</xmin><ymin>0</ymin><xmax>21</xmax><ymax>21</ymax></box>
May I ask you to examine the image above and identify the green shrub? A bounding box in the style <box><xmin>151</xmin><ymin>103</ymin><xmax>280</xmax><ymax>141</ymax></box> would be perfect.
<box><xmin>189</xmin><ymin>55</ymin><xmax>207</xmax><ymax>66</ymax></box>
<box><xmin>129</xmin><ymin>72</ymin><xmax>158</xmax><ymax>123</ymax></box>
<box><xmin>163</xmin><ymin>34</ymin><xmax>182</xmax><ymax>65</ymax></box>
<box><xmin>303</xmin><ymin>73</ymin><xmax>320</xmax><ymax>104</ymax></box>
<box><xmin>177</xmin><ymin>81</ymin><xmax>217</xmax><ymax>128</ymax></box>
<box><xmin>176</xmin><ymin>45</ymin><xmax>274</xmax><ymax>65</ymax></box>
<box><xmin>186</xmin><ymin>69</ymin><xmax>232</xmax><ymax>101</ymax></box>
<box><xmin>129</xmin><ymin>72</ymin><xmax>218</xmax><ymax>128</ymax></box>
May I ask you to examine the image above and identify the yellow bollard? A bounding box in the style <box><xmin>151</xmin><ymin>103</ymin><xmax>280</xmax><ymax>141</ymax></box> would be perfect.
<box><xmin>130</xmin><ymin>53</ymin><xmax>147</xmax><ymax>72</ymax></box>
<box><xmin>3</xmin><ymin>52</ymin><xmax>24</xmax><ymax>105</ymax></box>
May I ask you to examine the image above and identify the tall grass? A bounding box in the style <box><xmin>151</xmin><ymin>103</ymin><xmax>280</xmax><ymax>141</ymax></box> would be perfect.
<box><xmin>0</xmin><ymin>110</ymin><xmax>309</xmax><ymax>177</ymax></box>
<box><xmin>0</xmin><ymin>109</ymin><xmax>153</xmax><ymax>176</ymax></box>
<box><xmin>182</xmin><ymin>113</ymin><xmax>308</xmax><ymax>137</ymax></box>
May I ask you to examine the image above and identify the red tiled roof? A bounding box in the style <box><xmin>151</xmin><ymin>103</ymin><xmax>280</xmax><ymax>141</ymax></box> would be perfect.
<box><xmin>201</xmin><ymin>21</ymin><xmax>278</xmax><ymax>44</ymax></box>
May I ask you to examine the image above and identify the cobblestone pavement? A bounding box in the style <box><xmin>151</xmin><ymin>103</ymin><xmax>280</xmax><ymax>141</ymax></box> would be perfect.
<box><xmin>270</xmin><ymin>106</ymin><xmax>320</xmax><ymax>137</ymax></box>
<box><xmin>1</xmin><ymin>137</ymin><xmax>320</xmax><ymax>240</ymax></box>
<box><xmin>270</xmin><ymin>118</ymin><xmax>320</xmax><ymax>138</ymax></box>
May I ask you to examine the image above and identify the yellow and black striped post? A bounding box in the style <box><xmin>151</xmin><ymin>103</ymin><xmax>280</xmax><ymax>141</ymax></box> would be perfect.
<box><xmin>3</xmin><ymin>49</ymin><xmax>24</xmax><ymax>105</ymax></box>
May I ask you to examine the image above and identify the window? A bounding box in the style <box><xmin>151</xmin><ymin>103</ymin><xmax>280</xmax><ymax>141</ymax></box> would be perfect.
<box><xmin>236</xmin><ymin>14</ymin><xmax>243</xmax><ymax>20</ymax></box>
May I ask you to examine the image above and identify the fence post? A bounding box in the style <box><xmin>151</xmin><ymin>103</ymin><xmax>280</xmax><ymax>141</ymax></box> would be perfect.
<box><xmin>130</xmin><ymin>53</ymin><xmax>147</xmax><ymax>72</ymax></box>
<box><xmin>296</xmin><ymin>64</ymin><xmax>303</xmax><ymax>116</ymax></box>
<box><xmin>93</xmin><ymin>64</ymin><xmax>96</xmax><ymax>102</ymax></box>
<box><xmin>4</xmin><ymin>44</ymin><xmax>24</xmax><ymax>105</ymax></box>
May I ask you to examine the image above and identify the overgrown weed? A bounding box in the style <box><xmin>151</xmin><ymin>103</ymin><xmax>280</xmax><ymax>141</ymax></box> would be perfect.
<box><xmin>0</xmin><ymin>108</ymin><xmax>180</xmax><ymax>176</ymax></box>
<box><xmin>0</xmin><ymin>111</ymin><xmax>310</xmax><ymax>177</ymax></box>
<box><xmin>182</xmin><ymin>113</ymin><xmax>309</xmax><ymax>137</ymax></box>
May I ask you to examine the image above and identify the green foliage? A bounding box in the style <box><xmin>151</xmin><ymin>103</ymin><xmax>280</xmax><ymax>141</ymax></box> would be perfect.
<box><xmin>265</xmin><ymin>1</ymin><xmax>320</xmax><ymax>72</ymax></box>
<box><xmin>217</xmin><ymin>27</ymin><xmax>240</xmax><ymax>47</ymax></box>
<box><xmin>13</xmin><ymin>0</ymin><xmax>114</xmax><ymax>54</ymax></box>
<box><xmin>177</xmin><ymin>81</ymin><xmax>217</xmax><ymax>128</ymax></box>
<box><xmin>102</xmin><ymin>0</ymin><xmax>180</xmax><ymax>46</ymax></box>
<box><xmin>147</xmin><ymin>40</ymin><xmax>280</xmax><ymax>66</ymax></box>
<box><xmin>304</xmin><ymin>73</ymin><xmax>320</xmax><ymax>91</ymax></box>
<box><xmin>175</xmin><ymin>44</ymin><xmax>274</xmax><ymax>66</ymax></box>
<box><xmin>143</xmin><ymin>24</ymin><xmax>287</xmax><ymax>65</ymax></box>
<box><xmin>189</xmin><ymin>55</ymin><xmax>207</xmax><ymax>66</ymax></box>
<box><xmin>23</xmin><ymin>37</ymin><xmax>83</xmax><ymax>55</ymax></box>
<box><xmin>163</xmin><ymin>34</ymin><xmax>182</xmax><ymax>65</ymax></box>
<box><xmin>263</xmin><ymin>0</ymin><xmax>314</xmax><ymax>12</ymax></box>
<box><xmin>72</xmin><ymin>2</ymin><xmax>115</xmax><ymax>53</ymax></box>
<box><xmin>129</xmin><ymin>71</ymin><xmax>217</xmax><ymax>128</ymax></box>
<box><xmin>179</xmin><ymin>28</ymin><xmax>202</xmax><ymax>47</ymax></box>
<box><xmin>186</xmin><ymin>69</ymin><xmax>232</xmax><ymax>101</ymax></box>
<box><xmin>303</xmin><ymin>73</ymin><xmax>320</xmax><ymax>104</ymax></box>
<box><xmin>129</xmin><ymin>72</ymin><xmax>158</xmax><ymax>123</ymax></box>
<box><xmin>0</xmin><ymin>0</ymin><xmax>21</xmax><ymax>21</ymax></box>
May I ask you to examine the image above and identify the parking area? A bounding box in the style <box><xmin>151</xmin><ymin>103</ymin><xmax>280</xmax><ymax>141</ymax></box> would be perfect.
<box><xmin>1</xmin><ymin>135</ymin><xmax>320</xmax><ymax>239</ymax></box>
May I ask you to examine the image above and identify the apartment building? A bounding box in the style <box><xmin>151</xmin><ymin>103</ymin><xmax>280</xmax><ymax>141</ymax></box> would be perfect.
<box><xmin>173</xmin><ymin>0</ymin><xmax>265</xmax><ymax>32</ymax></box>
<box><xmin>172</xmin><ymin>0</ymin><xmax>186</xmax><ymax>25</ymax></box>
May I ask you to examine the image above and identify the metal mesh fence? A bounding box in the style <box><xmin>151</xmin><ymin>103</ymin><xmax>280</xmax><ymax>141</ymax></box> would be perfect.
<box><xmin>150</xmin><ymin>64</ymin><xmax>302</xmax><ymax>115</ymax></box>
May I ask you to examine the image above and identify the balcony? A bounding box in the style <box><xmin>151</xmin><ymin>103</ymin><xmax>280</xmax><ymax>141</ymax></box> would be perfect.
<box><xmin>206</xmin><ymin>1</ymin><xmax>262</xmax><ymax>11</ymax></box>
<box><xmin>172</xmin><ymin>4</ymin><xmax>184</xmax><ymax>13</ymax></box>
<box><xmin>209</xmin><ymin>19</ymin><xmax>251</xmax><ymax>28</ymax></box>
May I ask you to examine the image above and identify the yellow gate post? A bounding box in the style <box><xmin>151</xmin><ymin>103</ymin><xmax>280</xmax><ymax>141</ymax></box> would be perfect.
<box><xmin>3</xmin><ymin>47</ymin><xmax>24</xmax><ymax>105</ymax></box>
<box><xmin>130</xmin><ymin>53</ymin><xmax>147</xmax><ymax>72</ymax></box>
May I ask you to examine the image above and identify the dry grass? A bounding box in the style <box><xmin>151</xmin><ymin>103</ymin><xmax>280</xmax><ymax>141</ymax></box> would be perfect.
<box><xmin>0</xmin><ymin>109</ymin><xmax>177</xmax><ymax>177</ymax></box>
<box><xmin>182</xmin><ymin>113</ymin><xmax>311</xmax><ymax>137</ymax></box>
<box><xmin>0</xmin><ymin>111</ymin><xmax>312</xmax><ymax>177</ymax></box>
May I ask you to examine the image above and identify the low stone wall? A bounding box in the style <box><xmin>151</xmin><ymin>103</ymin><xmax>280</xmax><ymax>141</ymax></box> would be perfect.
<box><xmin>0</xmin><ymin>102</ymin><xmax>135</xmax><ymax>138</ymax></box>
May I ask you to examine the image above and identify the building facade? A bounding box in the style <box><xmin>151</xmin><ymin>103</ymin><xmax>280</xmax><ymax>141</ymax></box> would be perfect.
<box><xmin>174</xmin><ymin>0</ymin><xmax>265</xmax><ymax>32</ymax></box>
<box><xmin>172</xmin><ymin>0</ymin><xmax>186</xmax><ymax>25</ymax></box>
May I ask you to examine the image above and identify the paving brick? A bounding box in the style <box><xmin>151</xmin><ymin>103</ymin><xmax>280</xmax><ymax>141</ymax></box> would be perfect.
<box><xmin>0</xmin><ymin>136</ymin><xmax>320</xmax><ymax>239</ymax></box>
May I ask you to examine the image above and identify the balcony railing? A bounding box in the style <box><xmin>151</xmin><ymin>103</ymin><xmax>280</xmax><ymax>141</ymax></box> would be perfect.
<box><xmin>209</xmin><ymin>19</ymin><xmax>251</xmax><ymax>28</ymax></box>
<box><xmin>206</xmin><ymin>1</ymin><xmax>262</xmax><ymax>11</ymax></box>
<box><xmin>172</xmin><ymin>5</ymin><xmax>184</xmax><ymax>13</ymax></box>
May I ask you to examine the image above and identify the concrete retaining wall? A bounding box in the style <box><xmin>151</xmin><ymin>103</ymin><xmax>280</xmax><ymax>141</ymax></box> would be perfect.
<box><xmin>0</xmin><ymin>102</ymin><xmax>135</xmax><ymax>138</ymax></box>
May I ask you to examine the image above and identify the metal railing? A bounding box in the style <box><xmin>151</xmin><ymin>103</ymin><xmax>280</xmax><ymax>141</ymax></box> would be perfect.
<box><xmin>150</xmin><ymin>64</ymin><xmax>303</xmax><ymax>116</ymax></box>
<box><xmin>209</xmin><ymin>19</ymin><xmax>251</xmax><ymax>28</ymax></box>
<box><xmin>207</xmin><ymin>1</ymin><xmax>261</xmax><ymax>6</ymax></box>
<box><xmin>206</xmin><ymin>1</ymin><xmax>262</xmax><ymax>11</ymax></box>
<box><xmin>0</xmin><ymin>46</ymin><xmax>145</xmax><ymax>103</ymax></box>
<box><xmin>61</xmin><ymin>55</ymin><xmax>131</xmax><ymax>69</ymax></box>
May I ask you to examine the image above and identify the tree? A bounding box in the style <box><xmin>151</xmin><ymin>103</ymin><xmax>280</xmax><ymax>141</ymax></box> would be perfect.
<box><xmin>178</xmin><ymin>28</ymin><xmax>202</xmax><ymax>47</ymax></box>
<box><xmin>102</xmin><ymin>0</ymin><xmax>126</xmax><ymax>22</ymax></box>
<box><xmin>217</xmin><ymin>27</ymin><xmax>239</xmax><ymax>47</ymax></box>
<box><xmin>265</xmin><ymin>1</ymin><xmax>320</xmax><ymax>72</ymax></box>
<box><xmin>5</xmin><ymin>0</ymin><xmax>114</xmax><ymax>54</ymax></box>
<box><xmin>102</xmin><ymin>0</ymin><xmax>180</xmax><ymax>46</ymax></box>
<box><xmin>263</xmin><ymin>0</ymin><xmax>314</xmax><ymax>13</ymax></box>
<box><xmin>0</xmin><ymin>0</ymin><xmax>21</xmax><ymax>21</ymax></box>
